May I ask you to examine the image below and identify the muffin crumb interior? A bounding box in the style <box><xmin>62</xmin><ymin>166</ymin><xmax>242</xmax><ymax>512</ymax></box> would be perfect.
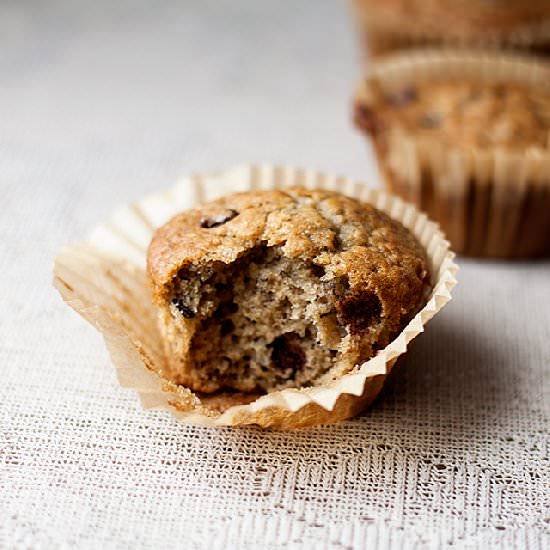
<box><xmin>170</xmin><ymin>245</ymin><xmax>352</xmax><ymax>393</ymax></box>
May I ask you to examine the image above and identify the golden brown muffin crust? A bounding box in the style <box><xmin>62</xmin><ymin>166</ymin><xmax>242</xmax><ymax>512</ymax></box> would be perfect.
<box><xmin>356</xmin><ymin>79</ymin><xmax>550</xmax><ymax>150</ymax></box>
<box><xmin>147</xmin><ymin>187</ymin><xmax>428</xmax><ymax>311</ymax></box>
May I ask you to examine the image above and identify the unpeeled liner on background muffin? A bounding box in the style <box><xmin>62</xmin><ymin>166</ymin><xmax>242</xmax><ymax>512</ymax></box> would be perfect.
<box><xmin>351</xmin><ymin>0</ymin><xmax>550</xmax><ymax>58</ymax></box>
<box><xmin>53</xmin><ymin>165</ymin><xmax>457</xmax><ymax>429</ymax></box>
<box><xmin>354</xmin><ymin>50</ymin><xmax>550</xmax><ymax>258</ymax></box>
<box><xmin>147</xmin><ymin>188</ymin><xmax>430</xmax><ymax>395</ymax></box>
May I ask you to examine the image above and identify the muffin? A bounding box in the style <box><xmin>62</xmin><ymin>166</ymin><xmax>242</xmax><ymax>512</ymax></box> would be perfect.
<box><xmin>54</xmin><ymin>164</ymin><xmax>457</xmax><ymax>428</ymax></box>
<box><xmin>354</xmin><ymin>50</ymin><xmax>550</xmax><ymax>257</ymax></box>
<box><xmin>147</xmin><ymin>187</ymin><xmax>430</xmax><ymax>394</ymax></box>
<box><xmin>351</xmin><ymin>0</ymin><xmax>550</xmax><ymax>58</ymax></box>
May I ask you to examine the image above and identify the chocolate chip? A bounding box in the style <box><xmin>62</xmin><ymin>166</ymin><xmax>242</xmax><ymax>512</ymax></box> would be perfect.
<box><xmin>214</xmin><ymin>282</ymin><xmax>234</xmax><ymax>303</ymax></box>
<box><xmin>226</xmin><ymin>302</ymin><xmax>239</xmax><ymax>314</ymax></box>
<box><xmin>494</xmin><ymin>84</ymin><xmax>507</xmax><ymax>99</ymax></box>
<box><xmin>311</xmin><ymin>264</ymin><xmax>325</xmax><ymax>278</ymax></box>
<box><xmin>270</xmin><ymin>333</ymin><xmax>305</xmax><ymax>376</ymax></box>
<box><xmin>220</xmin><ymin>319</ymin><xmax>235</xmax><ymax>336</ymax></box>
<box><xmin>336</xmin><ymin>289</ymin><xmax>382</xmax><ymax>336</ymax></box>
<box><xmin>419</xmin><ymin>112</ymin><xmax>441</xmax><ymax>128</ymax></box>
<box><xmin>213</xmin><ymin>300</ymin><xmax>239</xmax><ymax>318</ymax></box>
<box><xmin>388</xmin><ymin>86</ymin><xmax>417</xmax><ymax>107</ymax></box>
<box><xmin>200</xmin><ymin>209</ymin><xmax>238</xmax><ymax>228</ymax></box>
<box><xmin>171</xmin><ymin>298</ymin><xmax>196</xmax><ymax>318</ymax></box>
<box><xmin>354</xmin><ymin>104</ymin><xmax>384</xmax><ymax>135</ymax></box>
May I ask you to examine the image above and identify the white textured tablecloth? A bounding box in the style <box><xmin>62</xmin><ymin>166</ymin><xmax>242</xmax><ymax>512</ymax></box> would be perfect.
<box><xmin>1</xmin><ymin>1</ymin><xmax>548</xmax><ymax>548</ymax></box>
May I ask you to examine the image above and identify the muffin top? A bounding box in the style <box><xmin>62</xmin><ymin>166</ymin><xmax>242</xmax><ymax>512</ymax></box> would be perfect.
<box><xmin>147</xmin><ymin>187</ymin><xmax>429</xmax><ymax>310</ymax></box>
<box><xmin>356</xmin><ymin>0</ymin><xmax>550</xmax><ymax>34</ymax></box>
<box><xmin>356</xmin><ymin>79</ymin><xmax>550</xmax><ymax>150</ymax></box>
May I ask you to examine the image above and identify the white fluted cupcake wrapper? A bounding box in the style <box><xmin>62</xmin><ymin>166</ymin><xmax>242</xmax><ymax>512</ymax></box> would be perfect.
<box><xmin>54</xmin><ymin>164</ymin><xmax>457</xmax><ymax>429</ymax></box>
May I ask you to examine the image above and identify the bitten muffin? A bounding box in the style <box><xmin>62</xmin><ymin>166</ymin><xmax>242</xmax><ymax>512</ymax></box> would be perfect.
<box><xmin>354</xmin><ymin>51</ymin><xmax>550</xmax><ymax>257</ymax></box>
<box><xmin>147</xmin><ymin>187</ymin><xmax>429</xmax><ymax>394</ymax></box>
<box><xmin>351</xmin><ymin>0</ymin><xmax>550</xmax><ymax>58</ymax></box>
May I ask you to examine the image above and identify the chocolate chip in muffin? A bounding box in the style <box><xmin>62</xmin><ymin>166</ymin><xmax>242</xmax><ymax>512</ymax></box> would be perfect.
<box><xmin>494</xmin><ymin>84</ymin><xmax>508</xmax><ymax>99</ymax></box>
<box><xmin>336</xmin><ymin>289</ymin><xmax>382</xmax><ymax>336</ymax></box>
<box><xmin>171</xmin><ymin>298</ymin><xmax>196</xmax><ymax>319</ymax></box>
<box><xmin>388</xmin><ymin>86</ymin><xmax>417</xmax><ymax>107</ymax></box>
<box><xmin>200</xmin><ymin>209</ymin><xmax>239</xmax><ymax>228</ymax></box>
<box><xmin>220</xmin><ymin>319</ymin><xmax>235</xmax><ymax>337</ymax></box>
<box><xmin>270</xmin><ymin>333</ymin><xmax>306</xmax><ymax>376</ymax></box>
<box><xmin>354</xmin><ymin>104</ymin><xmax>384</xmax><ymax>135</ymax></box>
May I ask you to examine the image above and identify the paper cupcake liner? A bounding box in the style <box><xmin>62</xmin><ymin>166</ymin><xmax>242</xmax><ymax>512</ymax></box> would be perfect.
<box><xmin>355</xmin><ymin>50</ymin><xmax>550</xmax><ymax>258</ymax></box>
<box><xmin>53</xmin><ymin>164</ymin><xmax>457</xmax><ymax>429</ymax></box>
<box><xmin>351</xmin><ymin>1</ymin><xmax>550</xmax><ymax>58</ymax></box>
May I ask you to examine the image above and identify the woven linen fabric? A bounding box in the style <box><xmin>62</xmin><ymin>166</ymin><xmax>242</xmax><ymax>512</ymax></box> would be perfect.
<box><xmin>0</xmin><ymin>1</ymin><xmax>548</xmax><ymax>548</ymax></box>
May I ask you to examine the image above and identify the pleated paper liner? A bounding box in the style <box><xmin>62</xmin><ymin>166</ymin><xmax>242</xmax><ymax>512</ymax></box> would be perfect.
<box><xmin>355</xmin><ymin>50</ymin><xmax>550</xmax><ymax>258</ymax></box>
<box><xmin>53</xmin><ymin>164</ymin><xmax>457</xmax><ymax>429</ymax></box>
<box><xmin>350</xmin><ymin>0</ymin><xmax>550</xmax><ymax>58</ymax></box>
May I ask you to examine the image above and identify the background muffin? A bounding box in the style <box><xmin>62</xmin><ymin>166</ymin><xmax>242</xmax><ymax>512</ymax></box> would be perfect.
<box><xmin>147</xmin><ymin>187</ymin><xmax>430</xmax><ymax>394</ymax></box>
<box><xmin>351</xmin><ymin>0</ymin><xmax>550</xmax><ymax>58</ymax></box>
<box><xmin>354</xmin><ymin>50</ymin><xmax>550</xmax><ymax>258</ymax></box>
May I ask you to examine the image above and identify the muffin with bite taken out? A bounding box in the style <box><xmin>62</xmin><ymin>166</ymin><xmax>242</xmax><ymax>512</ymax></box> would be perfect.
<box><xmin>147</xmin><ymin>187</ymin><xmax>430</xmax><ymax>394</ymax></box>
